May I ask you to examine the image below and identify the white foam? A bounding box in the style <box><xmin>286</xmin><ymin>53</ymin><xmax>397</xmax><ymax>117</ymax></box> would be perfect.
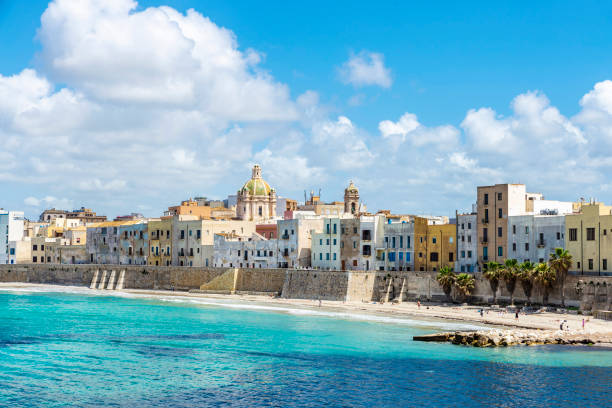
<box><xmin>0</xmin><ymin>284</ymin><xmax>489</xmax><ymax>331</ymax></box>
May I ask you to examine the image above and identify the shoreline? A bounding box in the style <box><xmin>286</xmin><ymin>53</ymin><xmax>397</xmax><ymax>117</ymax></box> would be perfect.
<box><xmin>2</xmin><ymin>282</ymin><xmax>612</xmax><ymax>337</ymax></box>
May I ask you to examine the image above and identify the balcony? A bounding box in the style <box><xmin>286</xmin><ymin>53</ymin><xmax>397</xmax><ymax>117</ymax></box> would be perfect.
<box><xmin>281</xmin><ymin>233</ymin><xmax>290</xmax><ymax>240</ymax></box>
<box><xmin>537</xmin><ymin>240</ymin><xmax>545</xmax><ymax>248</ymax></box>
<box><xmin>481</xmin><ymin>218</ymin><xmax>489</xmax><ymax>224</ymax></box>
<box><xmin>479</xmin><ymin>256</ymin><xmax>489</xmax><ymax>263</ymax></box>
<box><xmin>480</xmin><ymin>237</ymin><xmax>488</xmax><ymax>244</ymax></box>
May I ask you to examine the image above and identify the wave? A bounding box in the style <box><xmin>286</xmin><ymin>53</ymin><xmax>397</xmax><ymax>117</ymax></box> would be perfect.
<box><xmin>0</xmin><ymin>284</ymin><xmax>488</xmax><ymax>331</ymax></box>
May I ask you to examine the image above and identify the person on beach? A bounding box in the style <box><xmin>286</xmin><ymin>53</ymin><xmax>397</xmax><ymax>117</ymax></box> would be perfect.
<box><xmin>582</xmin><ymin>318</ymin><xmax>585</xmax><ymax>330</ymax></box>
<box><xmin>515</xmin><ymin>310</ymin><xmax>519</xmax><ymax>320</ymax></box>
<box><xmin>417</xmin><ymin>301</ymin><xmax>421</xmax><ymax>309</ymax></box>
<box><xmin>560</xmin><ymin>321</ymin><xmax>564</xmax><ymax>330</ymax></box>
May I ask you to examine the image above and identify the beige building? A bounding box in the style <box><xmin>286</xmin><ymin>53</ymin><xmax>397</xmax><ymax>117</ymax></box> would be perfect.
<box><xmin>566</xmin><ymin>202</ymin><xmax>612</xmax><ymax>274</ymax></box>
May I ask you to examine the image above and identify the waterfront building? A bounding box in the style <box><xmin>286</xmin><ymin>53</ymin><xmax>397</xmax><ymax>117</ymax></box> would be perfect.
<box><xmin>30</xmin><ymin>236</ymin><xmax>56</xmax><ymax>264</ymax></box>
<box><xmin>87</xmin><ymin>220</ymin><xmax>141</xmax><ymax>264</ymax></box>
<box><xmin>8</xmin><ymin>238</ymin><xmax>31</xmax><ymax>264</ymax></box>
<box><xmin>377</xmin><ymin>218</ymin><xmax>415</xmax><ymax>271</ymax></box>
<box><xmin>508</xmin><ymin>214</ymin><xmax>566</xmax><ymax>264</ymax></box>
<box><xmin>213</xmin><ymin>232</ymin><xmax>277</xmax><ymax>268</ymax></box>
<box><xmin>46</xmin><ymin>239</ymin><xmax>89</xmax><ymax>264</ymax></box>
<box><xmin>358</xmin><ymin>214</ymin><xmax>385</xmax><ymax>271</ymax></box>
<box><xmin>565</xmin><ymin>202</ymin><xmax>612</xmax><ymax>275</ymax></box>
<box><xmin>277</xmin><ymin>218</ymin><xmax>323</xmax><ymax>268</ymax></box>
<box><xmin>456</xmin><ymin>207</ymin><xmax>478</xmax><ymax>273</ymax></box>
<box><xmin>256</xmin><ymin>223</ymin><xmax>277</xmax><ymax>239</ymax></box>
<box><xmin>311</xmin><ymin>218</ymin><xmax>342</xmax><ymax>270</ymax></box>
<box><xmin>164</xmin><ymin>198</ymin><xmax>235</xmax><ymax>219</ymax></box>
<box><xmin>236</xmin><ymin>165</ymin><xmax>277</xmax><ymax>221</ymax></box>
<box><xmin>341</xmin><ymin>218</ymin><xmax>361</xmax><ymax>270</ymax></box>
<box><xmin>476</xmin><ymin>183</ymin><xmax>575</xmax><ymax>269</ymax></box>
<box><xmin>0</xmin><ymin>210</ymin><xmax>24</xmax><ymax>264</ymax></box>
<box><xmin>423</xmin><ymin>222</ymin><xmax>456</xmax><ymax>272</ymax></box>
<box><xmin>118</xmin><ymin>222</ymin><xmax>149</xmax><ymax>265</ymax></box>
<box><xmin>171</xmin><ymin>217</ymin><xmax>257</xmax><ymax>267</ymax></box>
<box><xmin>147</xmin><ymin>218</ymin><xmax>173</xmax><ymax>266</ymax></box>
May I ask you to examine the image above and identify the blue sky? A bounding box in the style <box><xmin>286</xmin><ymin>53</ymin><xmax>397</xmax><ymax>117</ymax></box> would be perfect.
<box><xmin>1</xmin><ymin>0</ymin><xmax>612</xmax><ymax>219</ymax></box>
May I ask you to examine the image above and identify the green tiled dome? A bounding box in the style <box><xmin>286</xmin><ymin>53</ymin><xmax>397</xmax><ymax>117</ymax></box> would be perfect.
<box><xmin>241</xmin><ymin>178</ymin><xmax>273</xmax><ymax>196</ymax></box>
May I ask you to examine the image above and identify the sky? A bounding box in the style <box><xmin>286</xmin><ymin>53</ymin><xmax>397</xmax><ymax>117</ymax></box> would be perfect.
<box><xmin>2</xmin><ymin>0</ymin><xmax>612</xmax><ymax>220</ymax></box>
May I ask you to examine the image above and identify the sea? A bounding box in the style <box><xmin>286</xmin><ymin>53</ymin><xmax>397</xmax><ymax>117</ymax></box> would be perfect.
<box><xmin>0</xmin><ymin>286</ymin><xmax>610</xmax><ymax>407</ymax></box>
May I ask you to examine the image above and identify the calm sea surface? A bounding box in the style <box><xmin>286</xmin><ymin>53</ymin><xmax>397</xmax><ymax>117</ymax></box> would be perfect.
<box><xmin>0</xmin><ymin>287</ymin><xmax>611</xmax><ymax>408</ymax></box>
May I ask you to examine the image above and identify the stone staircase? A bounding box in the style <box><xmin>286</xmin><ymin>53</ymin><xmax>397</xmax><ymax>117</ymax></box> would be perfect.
<box><xmin>89</xmin><ymin>269</ymin><xmax>127</xmax><ymax>291</ymax></box>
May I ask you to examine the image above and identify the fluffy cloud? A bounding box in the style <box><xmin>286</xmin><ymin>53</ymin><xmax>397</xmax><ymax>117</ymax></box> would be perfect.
<box><xmin>339</xmin><ymin>51</ymin><xmax>392</xmax><ymax>88</ymax></box>
<box><xmin>379</xmin><ymin>113</ymin><xmax>459</xmax><ymax>149</ymax></box>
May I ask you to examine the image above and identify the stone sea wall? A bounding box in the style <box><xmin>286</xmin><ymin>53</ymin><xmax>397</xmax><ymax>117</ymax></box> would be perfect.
<box><xmin>0</xmin><ymin>264</ymin><xmax>610</xmax><ymax>310</ymax></box>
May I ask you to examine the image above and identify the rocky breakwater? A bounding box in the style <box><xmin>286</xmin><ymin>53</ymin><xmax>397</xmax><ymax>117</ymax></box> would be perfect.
<box><xmin>413</xmin><ymin>329</ymin><xmax>612</xmax><ymax>347</ymax></box>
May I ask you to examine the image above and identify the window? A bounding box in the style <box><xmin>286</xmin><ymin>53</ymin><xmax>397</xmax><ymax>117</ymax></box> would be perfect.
<box><xmin>498</xmin><ymin>246</ymin><xmax>503</xmax><ymax>257</ymax></box>
<box><xmin>577</xmin><ymin>261</ymin><xmax>581</xmax><ymax>269</ymax></box>
<box><xmin>461</xmin><ymin>266</ymin><xmax>465</xmax><ymax>272</ymax></box>
<box><xmin>498</xmin><ymin>227</ymin><xmax>502</xmax><ymax>237</ymax></box>
<box><xmin>326</xmin><ymin>253</ymin><xmax>330</xmax><ymax>260</ymax></box>
<box><xmin>9</xmin><ymin>248</ymin><xmax>14</xmax><ymax>255</ymax></box>
<box><xmin>604</xmin><ymin>229</ymin><xmax>607</xmax><ymax>236</ymax></box>
<box><xmin>258</xmin><ymin>206</ymin><xmax>262</xmax><ymax>216</ymax></box>
<box><xmin>353</xmin><ymin>227</ymin><xmax>358</xmax><ymax>233</ymax></box>
<box><xmin>430</xmin><ymin>252</ymin><xmax>439</xmax><ymax>262</ymax></box>
<box><xmin>333</xmin><ymin>239</ymin><xmax>337</xmax><ymax>245</ymax></box>
<box><xmin>333</xmin><ymin>224</ymin><xmax>337</xmax><ymax>234</ymax></box>
<box><xmin>319</xmin><ymin>253</ymin><xmax>322</xmax><ymax>260</ymax></box>
<box><xmin>586</xmin><ymin>228</ymin><xmax>596</xmax><ymax>241</ymax></box>
<box><xmin>432</xmin><ymin>237</ymin><xmax>437</xmax><ymax>244</ymax></box>
<box><xmin>33</xmin><ymin>256</ymin><xmax>37</xmax><ymax>263</ymax></box>
<box><xmin>462</xmin><ymin>236</ymin><xmax>465</xmax><ymax>242</ymax></box>
<box><xmin>467</xmin><ymin>236</ymin><xmax>471</xmax><ymax>243</ymax></box>
<box><xmin>484</xmin><ymin>209</ymin><xmax>489</xmax><ymax>222</ymax></box>
<box><xmin>557</xmin><ymin>232</ymin><xmax>561</xmax><ymax>240</ymax></box>
<box><xmin>388</xmin><ymin>252</ymin><xmax>396</xmax><ymax>262</ymax></box>
<box><xmin>407</xmin><ymin>236</ymin><xmax>411</xmax><ymax>248</ymax></box>
<box><xmin>399</xmin><ymin>236</ymin><xmax>403</xmax><ymax>248</ymax></box>
<box><xmin>333</xmin><ymin>253</ymin><xmax>336</xmax><ymax>260</ymax></box>
<box><xmin>512</xmin><ymin>243</ymin><xmax>516</xmax><ymax>251</ymax></box>
<box><xmin>497</xmin><ymin>192</ymin><xmax>502</xmax><ymax>201</ymax></box>
<box><xmin>362</xmin><ymin>230</ymin><xmax>372</xmax><ymax>241</ymax></box>
<box><xmin>41</xmin><ymin>245</ymin><xmax>44</xmax><ymax>251</ymax></box>
<box><xmin>180</xmin><ymin>230</ymin><xmax>185</xmax><ymax>239</ymax></box>
<box><xmin>588</xmin><ymin>259</ymin><xmax>593</xmax><ymax>270</ymax></box>
<box><xmin>326</xmin><ymin>239</ymin><xmax>330</xmax><ymax>245</ymax></box>
<box><xmin>449</xmin><ymin>237</ymin><xmax>453</xmax><ymax>243</ymax></box>
<box><xmin>498</xmin><ymin>208</ymin><xmax>502</xmax><ymax>219</ymax></box>
<box><xmin>603</xmin><ymin>259</ymin><xmax>608</xmax><ymax>271</ymax></box>
<box><xmin>362</xmin><ymin>245</ymin><xmax>371</xmax><ymax>256</ymax></box>
<box><xmin>418</xmin><ymin>252</ymin><xmax>423</xmax><ymax>258</ymax></box>
<box><xmin>525</xmin><ymin>243</ymin><xmax>529</xmax><ymax>251</ymax></box>
<box><xmin>468</xmin><ymin>222</ymin><xmax>471</xmax><ymax>229</ymax></box>
<box><xmin>197</xmin><ymin>230</ymin><xmax>201</xmax><ymax>239</ymax></box>
<box><xmin>392</xmin><ymin>237</ymin><xmax>396</xmax><ymax>248</ymax></box>
<box><xmin>353</xmin><ymin>241</ymin><xmax>356</xmax><ymax>249</ymax></box>
<box><xmin>189</xmin><ymin>230</ymin><xmax>192</xmax><ymax>236</ymax></box>
<box><xmin>513</xmin><ymin>225</ymin><xmax>516</xmax><ymax>234</ymax></box>
<box><xmin>461</xmin><ymin>223</ymin><xmax>464</xmax><ymax>230</ymax></box>
<box><xmin>569</xmin><ymin>228</ymin><xmax>577</xmax><ymax>241</ymax></box>
<box><xmin>484</xmin><ymin>193</ymin><xmax>489</xmax><ymax>205</ymax></box>
<box><xmin>33</xmin><ymin>245</ymin><xmax>38</xmax><ymax>251</ymax></box>
<box><xmin>525</xmin><ymin>226</ymin><xmax>529</xmax><ymax>234</ymax></box>
<box><xmin>319</xmin><ymin>239</ymin><xmax>323</xmax><ymax>245</ymax></box>
<box><xmin>467</xmin><ymin>250</ymin><xmax>472</xmax><ymax>258</ymax></box>
<box><xmin>406</xmin><ymin>252</ymin><xmax>411</xmax><ymax>262</ymax></box>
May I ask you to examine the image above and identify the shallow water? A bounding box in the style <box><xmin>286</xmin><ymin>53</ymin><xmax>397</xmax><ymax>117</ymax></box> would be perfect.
<box><xmin>0</xmin><ymin>288</ymin><xmax>610</xmax><ymax>407</ymax></box>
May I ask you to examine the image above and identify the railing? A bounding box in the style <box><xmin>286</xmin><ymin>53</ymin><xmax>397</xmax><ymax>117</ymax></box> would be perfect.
<box><xmin>281</xmin><ymin>234</ymin><xmax>290</xmax><ymax>240</ymax></box>
<box><xmin>479</xmin><ymin>256</ymin><xmax>488</xmax><ymax>263</ymax></box>
<box><xmin>480</xmin><ymin>237</ymin><xmax>488</xmax><ymax>243</ymax></box>
<box><xmin>537</xmin><ymin>240</ymin><xmax>545</xmax><ymax>248</ymax></box>
<box><xmin>481</xmin><ymin>218</ymin><xmax>489</xmax><ymax>224</ymax></box>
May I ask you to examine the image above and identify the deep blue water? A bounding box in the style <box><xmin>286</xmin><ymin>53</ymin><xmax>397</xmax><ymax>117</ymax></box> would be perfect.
<box><xmin>0</xmin><ymin>287</ymin><xmax>611</xmax><ymax>407</ymax></box>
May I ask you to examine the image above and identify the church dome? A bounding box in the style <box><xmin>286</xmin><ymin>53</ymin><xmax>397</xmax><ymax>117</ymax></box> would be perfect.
<box><xmin>240</xmin><ymin>165</ymin><xmax>274</xmax><ymax>196</ymax></box>
<box><xmin>345</xmin><ymin>180</ymin><xmax>359</xmax><ymax>193</ymax></box>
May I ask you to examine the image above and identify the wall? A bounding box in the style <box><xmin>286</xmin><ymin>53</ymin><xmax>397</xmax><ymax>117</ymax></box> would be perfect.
<box><xmin>0</xmin><ymin>264</ymin><xmax>610</xmax><ymax>311</ymax></box>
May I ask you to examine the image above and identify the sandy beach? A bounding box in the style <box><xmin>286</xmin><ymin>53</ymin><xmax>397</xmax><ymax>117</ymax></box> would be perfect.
<box><xmin>2</xmin><ymin>282</ymin><xmax>610</xmax><ymax>337</ymax></box>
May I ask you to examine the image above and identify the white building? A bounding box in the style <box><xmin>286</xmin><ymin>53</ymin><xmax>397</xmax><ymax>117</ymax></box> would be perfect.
<box><xmin>213</xmin><ymin>232</ymin><xmax>277</xmax><ymax>268</ymax></box>
<box><xmin>277</xmin><ymin>218</ymin><xmax>323</xmax><ymax>268</ymax></box>
<box><xmin>1</xmin><ymin>210</ymin><xmax>25</xmax><ymax>264</ymax></box>
<box><xmin>456</xmin><ymin>208</ymin><xmax>478</xmax><ymax>273</ymax></box>
<box><xmin>311</xmin><ymin>218</ymin><xmax>342</xmax><ymax>270</ymax></box>
<box><xmin>508</xmin><ymin>215</ymin><xmax>565</xmax><ymax>264</ymax></box>
<box><xmin>358</xmin><ymin>214</ymin><xmax>385</xmax><ymax>271</ymax></box>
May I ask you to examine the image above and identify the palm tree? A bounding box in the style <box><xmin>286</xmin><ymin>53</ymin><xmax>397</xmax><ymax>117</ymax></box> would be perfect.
<box><xmin>455</xmin><ymin>273</ymin><xmax>475</xmax><ymax>303</ymax></box>
<box><xmin>436</xmin><ymin>266</ymin><xmax>456</xmax><ymax>302</ymax></box>
<box><xmin>518</xmin><ymin>261</ymin><xmax>536</xmax><ymax>305</ymax></box>
<box><xmin>501</xmin><ymin>258</ymin><xmax>519</xmax><ymax>305</ymax></box>
<box><xmin>483</xmin><ymin>261</ymin><xmax>501</xmax><ymax>304</ymax></box>
<box><xmin>549</xmin><ymin>248</ymin><xmax>572</xmax><ymax>307</ymax></box>
<box><xmin>534</xmin><ymin>262</ymin><xmax>556</xmax><ymax>305</ymax></box>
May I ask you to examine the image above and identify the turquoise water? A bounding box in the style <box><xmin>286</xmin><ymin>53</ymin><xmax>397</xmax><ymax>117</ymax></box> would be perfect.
<box><xmin>0</xmin><ymin>287</ymin><xmax>611</xmax><ymax>407</ymax></box>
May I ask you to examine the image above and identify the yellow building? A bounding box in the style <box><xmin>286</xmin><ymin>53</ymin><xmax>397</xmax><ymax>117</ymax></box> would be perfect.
<box><xmin>413</xmin><ymin>218</ymin><xmax>456</xmax><ymax>272</ymax></box>
<box><xmin>565</xmin><ymin>203</ymin><xmax>612</xmax><ymax>274</ymax></box>
<box><xmin>148</xmin><ymin>217</ymin><xmax>173</xmax><ymax>266</ymax></box>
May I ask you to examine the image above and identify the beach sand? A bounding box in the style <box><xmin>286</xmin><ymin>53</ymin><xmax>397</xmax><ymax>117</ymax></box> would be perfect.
<box><xmin>2</xmin><ymin>283</ymin><xmax>611</xmax><ymax>336</ymax></box>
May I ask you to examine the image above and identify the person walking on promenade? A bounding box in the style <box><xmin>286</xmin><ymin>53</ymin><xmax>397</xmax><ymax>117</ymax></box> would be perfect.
<box><xmin>417</xmin><ymin>300</ymin><xmax>421</xmax><ymax>309</ymax></box>
<box><xmin>582</xmin><ymin>318</ymin><xmax>585</xmax><ymax>330</ymax></box>
<box><xmin>515</xmin><ymin>309</ymin><xmax>519</xmax><ymax>320</ymax></box>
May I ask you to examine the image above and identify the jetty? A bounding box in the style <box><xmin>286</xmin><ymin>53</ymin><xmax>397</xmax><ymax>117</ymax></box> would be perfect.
<box><xmin>413</xmin><ymin>329</ymin><xmax>612</xmax><ymax>347</ymax></box>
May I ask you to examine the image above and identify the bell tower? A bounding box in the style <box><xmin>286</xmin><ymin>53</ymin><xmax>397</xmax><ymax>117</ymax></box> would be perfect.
<box><xmin>344</xmin><ymin>181</ymin><xmax>359</xmax><ymax>215</ymax></box>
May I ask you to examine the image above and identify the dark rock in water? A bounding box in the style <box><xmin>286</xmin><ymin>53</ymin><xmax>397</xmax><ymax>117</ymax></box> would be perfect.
<box><xmin>413</xmin><ymin>329</ymin><xmax>610</xmax><ymax>347</ymax></box>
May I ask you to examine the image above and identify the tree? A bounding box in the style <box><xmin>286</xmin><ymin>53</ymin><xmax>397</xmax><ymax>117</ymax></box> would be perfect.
<box><xmin>436</xmin><ymin>266</ymin><xmax>456</xmax><ymax>302</ymax></box>
<box><xmin>549</xmin><ymin>248</ymin><xmax>572</xmax><ymax>307</ymax></box>
<box><xmin>518</xmin><ymin>261</ymin><xmax>536</xmax><ymax>305</ymax></box>
<box><xmin>454</xmin><ymin>273</ymin><xmax>475</xmax><ymax>303</ymax></box>
<box><xmin>501</xmin><ymin>258</ymin><xmax>519</xmax><ymax>305</ymax></box>
<box><xmin>483</xmin><ymin>261</ymin><xmax>501</xmax><ymax>304</ymax></box>
<box><xmin>534</xmin><ymin>262</ymin><xmax>556</xmax><ymax>305</ymax></box>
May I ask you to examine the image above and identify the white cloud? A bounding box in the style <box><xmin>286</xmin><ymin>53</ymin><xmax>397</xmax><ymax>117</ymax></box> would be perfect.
<box><xmin>24</xmin><ymin>195</ymin><xmax>73</xmax><ymax>210</ymax></box>
<box><xmin>339</xmin><ymin>51</ymin><xmax>392</xmax><ymax>88</ymax></box>
<box><xmin>379</xmin><ymin>113</ymin><xmax>459</xmax><ymax>149</ymax></box>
